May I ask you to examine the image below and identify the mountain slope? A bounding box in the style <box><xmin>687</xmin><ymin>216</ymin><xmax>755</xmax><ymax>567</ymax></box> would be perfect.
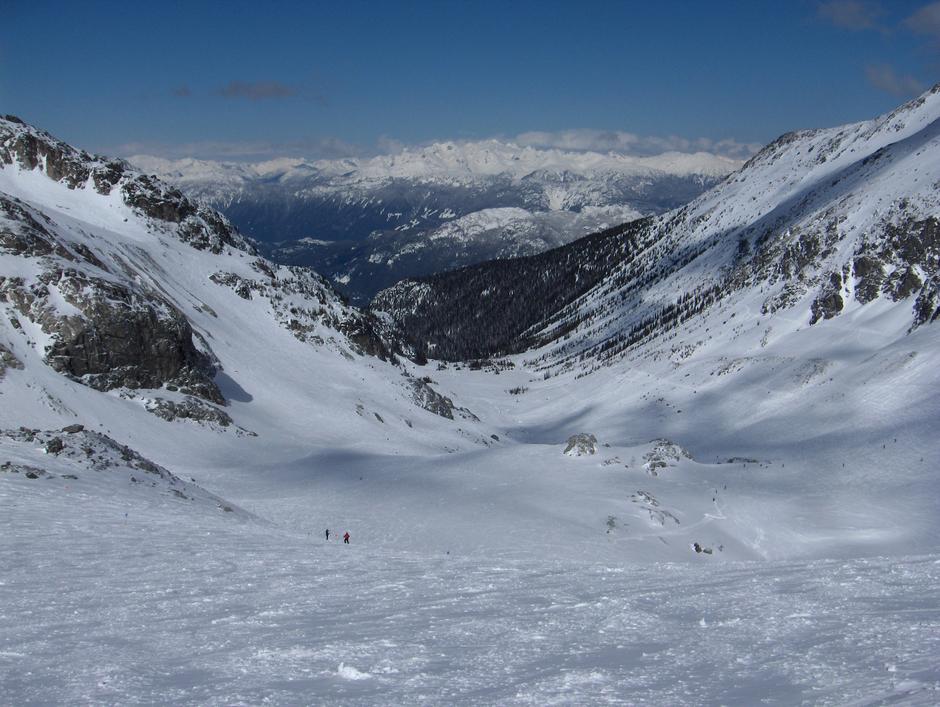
<box><xmin>371</xmin><ymin>217</ymin><xmax>655</xmax><ymax>361</ymax></box>
<box><xmin>3</xmin><ymin>96</ymin><xmax>939</xmax><ymax>564</ymax></box>
<box><xmin>3</xmin><ymin>97</ymin><xmax>940</xmax><ymax>705</ymax></box>
<box><xmin>366</xmin><ymin>88</ymin><xmax>940</xmax><ymax>565</ymax></box>
<box><xmin>375</xmin><ymin>86</ymin><xmax>940</xmax><ymax>370</ymax></box>
<box><xmin>0</xmin><ymin>115</ymin><xmax>485</xmax><ymax>462</ymax></box>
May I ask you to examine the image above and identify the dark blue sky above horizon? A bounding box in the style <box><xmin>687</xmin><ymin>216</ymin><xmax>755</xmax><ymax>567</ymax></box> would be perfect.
<box><xmin>2</xmin><ymin>0</ymin><xmax>938</xmax><ymax>161</ymax></box>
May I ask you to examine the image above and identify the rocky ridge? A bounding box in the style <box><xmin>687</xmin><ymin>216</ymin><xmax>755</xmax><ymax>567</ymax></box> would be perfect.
<box><xmin>0</xmin><ymin>116</ymin><xmax>402</xmax><ymax>407</ymax></box>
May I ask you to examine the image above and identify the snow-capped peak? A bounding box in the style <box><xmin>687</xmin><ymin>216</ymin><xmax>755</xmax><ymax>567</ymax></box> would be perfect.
<box><xmin>129</xmin><ymin>137</ymin><xmax>741</xmax><ymax>189</ymax></box>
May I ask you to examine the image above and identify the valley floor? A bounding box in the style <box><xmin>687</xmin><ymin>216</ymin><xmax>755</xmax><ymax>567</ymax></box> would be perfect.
<box><xmin>2</xmin><ymin>288</ymin><xmax>939</xmax><ymax>704</ymax></box>
<box><xmin>3</xmin><ymin>481</ymin><xmax>940</xmax><ymax>706</ymax></box>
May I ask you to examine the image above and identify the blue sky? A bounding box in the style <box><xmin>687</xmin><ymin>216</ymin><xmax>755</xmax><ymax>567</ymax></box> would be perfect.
<box><xmin>2</xmin><ymin>1</ymin><xmax>937</xmax><ymax>160</ymax></box>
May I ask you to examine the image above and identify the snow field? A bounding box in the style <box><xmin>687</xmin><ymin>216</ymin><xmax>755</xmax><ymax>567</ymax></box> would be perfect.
<box><xmin>3</xmin><ymin>474</ymin><xmax>940</xmax><ymax>705</ymax></box>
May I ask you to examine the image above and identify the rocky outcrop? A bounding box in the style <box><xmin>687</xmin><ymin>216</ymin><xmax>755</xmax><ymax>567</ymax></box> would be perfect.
<box><xmin>409</xmin><ymin>378</ymin><xmax>456</xmax><ymax>419</ymax></box>
<box><xmin>0</xmin><ymin>117</ymin><xmax>92</xmax><ymax>189</ymax></box>
<box><xmin>914</xmin><ymin>276</ymin><xmax>940</xmax><ymax>327</ymax></box>
<box><xmin>810</xmin><ymin>272</ymin><xmax>844</xmax><ymax>325</ymax></box>
<box><xmin>630</xmin><ymin>490</ymin><xmax>680</xmax><ymax>526</ymax></box>
<box><xmin>2</xmin><ymin>426</ymin><xmax>169</xmax><ymax>475</ymax></box>
<box><xmin>143</xmin><ymin>396</ymin><xmax>233</xmax><ymax>427</ymax></box>
<box><xmin>342</xmin><ymin>316</ymin><xmax>399</xmax><ymax>362</ymax></box>
<box><xmin>2</xmin><ymin>267</ymin><xmax>222</xmax><ymax>402</ymax></box>
<box><xmin>0</xmin><ymin>195</ymin><xmax>69</xmax><ymax>258</ymax></box>
<box><xmin>0</xmin><ymin>117</ymin><xmax>250</xmax><ymax>256</ymax></box>
<box><xmin>643</xmin><ymin>439</ymin><xmax>692</xmax><ymax>476</ymax></box>
<box><xmin>0</xmin><ymin>426</ymin><xmax>248</xmax><ymax>515</ymax></box>
<box><xmin>0</xmin><ymin>341</ymin><xmax>22</xmax><ymax>378</ymax></box>
<box><xmin>209</xmin><ymin>260</ymin><xmax>402</xmax><ymax>361</ymax></box>
<box><xmin>853</xmin><ymin>255</ymin><xmax>885</xmax><ymax>304</ymax></box>
<box><xmin>564</xmin><ymin>433</ymin><xmax>598</xmax><ymax>456</ymax></box>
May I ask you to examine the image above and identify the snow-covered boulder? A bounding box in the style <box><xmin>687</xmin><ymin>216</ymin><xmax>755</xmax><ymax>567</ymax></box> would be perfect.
<box><xmin>643</xmin><ymin>438</ymin><xmax>693</xmax><ymax>475</ymax></box>
<box><xmin>0</xmin><ymin>426</ymin><xmax>248</xmax><ymax>517</ymax></box>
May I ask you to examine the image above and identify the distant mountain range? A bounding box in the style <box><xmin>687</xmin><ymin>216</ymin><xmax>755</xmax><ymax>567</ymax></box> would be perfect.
<box><xmin>2</xmin><ymin>86</ymin><xmax>939</xmax><ymax>573</ymax></box>
<box><xmin>131</xmin><ymin>141</ymin><xmax>740</xmax><ymax>302</ymax></box>
<box><xmin>374</xmin><ymin>86</ymin><xmax>940</xmax><ymax>369</ymax></box>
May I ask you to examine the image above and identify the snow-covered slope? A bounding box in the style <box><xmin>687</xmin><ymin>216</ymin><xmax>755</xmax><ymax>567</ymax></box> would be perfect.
<box><xmin>378</xmin><ymin>85</ymin><xmax>940</xmax><ymax>366</ymax></box>
<box><xmin>539</xmin><ymin>85</ymin><xmax>940</xmax><ymax>368</ymax></box>
<box><xmin>3</xmin><ymin>96</ymin><xmax>940</xmax><ymax>703</ymax></box>
<box><xmin>0</xmin><ymin>114</ymin><xmax>489</xmax><ymax>478</ymax></box>
<box><xmin>370</xmin><ymin>86</ymin><xmax>940</xmax><ymax>563</ymax></box>
<box><xmin>132</xmin><ymin>141</ymin><xmax>738</xmax><ymax>303</ymax></box>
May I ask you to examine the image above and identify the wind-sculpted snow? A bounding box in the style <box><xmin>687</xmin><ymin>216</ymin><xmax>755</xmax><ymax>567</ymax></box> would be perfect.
<box><xmin>2</xmin><ymin>478</ymin><xmax>939</xmax><ymax>705</ymax></box>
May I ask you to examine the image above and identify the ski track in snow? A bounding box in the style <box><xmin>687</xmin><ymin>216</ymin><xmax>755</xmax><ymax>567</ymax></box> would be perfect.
<box><xmin>3</xmin><ymin>488</ymin><xmax>940</xmax><ymax>706</ymax></box>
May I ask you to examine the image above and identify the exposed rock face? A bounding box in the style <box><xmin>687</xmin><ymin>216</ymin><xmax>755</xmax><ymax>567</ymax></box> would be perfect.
<box><xmin>143</xmin><ymin>397</ymin><xmax>233</xmax><ymax>427</ymax></box>
<box><xmin>848</xmin><ymin>217</ymin><xmax>938</xmax><ymax>310</ymax></box>
<box><xmin>121</xmin><ymin>174</ymin><xmax>244</xmax><ymax>254</ymax></box>
<box><xmin>564</xmin><ymin>433</ymin><xmax>598</xmax><ymax>456</ymax></box>
<box><xmin>43</xmin><ymin>436</ymin><xmax>65</xmax><ymax>454</ymax></box>
<box><xmin>0</xmin><ymin>117</ymin><xmax>252</xmax><ymax>256</ymax></box>
<box><xmin>409</xmin><ymin>378</ymin><xmax>456</xmax><ymax>420</ymax></box>
<box><xmin>810</xmin><ymin>272</ymin><xmax>844</xmax><ymax>325</ymax></box>
<box><xmin>0</xmin><ymin>341</ymin><xmax>22</xmax><ymax>378</ymax></box>
<box><xmin>1</xmin><ymin>265</ymin><xmax>222</xmax><ymax>402</ymax></box>
<box><xmin>853</xmin><ymin>255</ymin><xmax>885</xmax><ymax>304</ymax></box>
<box><xmin>0</xmin><ymin>119</ymin><xmax>92</xmax><ymax>189</ymax></box>
<box><xmin>343</xmin><ymin>317</ymin><xmax>399</xmax><ymax>362</ymax></box>
<box><xmin>209</xmin><ymin>260</ymin><xmax>401</xmax><ymax>362</ymax></box>
<box><xmin>0</xmin><ymin>118</ymin><xmax>254</xmax><ymax>401</ymax></box>
<box><xmin>0</xmin><ymin>195</ymin><xmax>69</xmax><ymax>258</ymax></box>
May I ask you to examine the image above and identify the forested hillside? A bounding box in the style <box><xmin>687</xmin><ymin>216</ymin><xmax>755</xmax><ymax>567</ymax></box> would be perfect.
<box><xmin>371</xmin><ymin>217</ymin><xmax>654</xmax><ymax>361</ymax></box>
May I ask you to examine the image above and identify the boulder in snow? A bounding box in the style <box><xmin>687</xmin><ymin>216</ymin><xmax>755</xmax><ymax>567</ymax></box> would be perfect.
<box><xmin>564</xmin><ymin>433</ymin><xmax>598</xmax><ymax>456</ymax></box>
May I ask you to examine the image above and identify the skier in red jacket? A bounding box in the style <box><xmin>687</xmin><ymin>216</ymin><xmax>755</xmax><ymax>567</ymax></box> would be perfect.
<box><xmin>343</xmin><ymin>531</ymin><xmax>350</xmax><ymax>544</ymax></box>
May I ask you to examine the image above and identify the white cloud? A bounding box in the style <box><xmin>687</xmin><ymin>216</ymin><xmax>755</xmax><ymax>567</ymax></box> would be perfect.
<box><xmin>110</xmin><ymin>130</ymin><xmax>761</xmax><ymax>163</ymax></box>
<box><xmin>513</xmin><ymin>129</ymin><xmax>761</xmax><ymax>160</ymax></box>
<box><xmin>865</xmin><ymin>64</ymin><xmax>926</xmax><ymax>96</ymax></box>
<box><xmin>817</xmin><ymin>0</ymin><xmax>884</xmax><ymax>31</ymax></box>
<box><xmin>904</xmin><ymin>1</ymin><xmax>940</xmax><ymax>42</ymax></box>
<box><xmin>216</xmin><ymin>80</ymin><xmax>297</xmax><ymax>101</ymax></box>
<box><xmin>109</xmin><ymin>137</ymin><xmax>365</xmax><ymax>162</ymax></box>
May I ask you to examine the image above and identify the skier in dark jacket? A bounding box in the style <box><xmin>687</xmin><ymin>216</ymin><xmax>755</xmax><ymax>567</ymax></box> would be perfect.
<box><xmin>325</xmin><ymin>529</ymin><xmax>330</xmax><ymax>541</ymax></box>
<box><xmin>343</xmin><ymin>531</ymin><xmax>350</xmax><ymax>544</ymax></box>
